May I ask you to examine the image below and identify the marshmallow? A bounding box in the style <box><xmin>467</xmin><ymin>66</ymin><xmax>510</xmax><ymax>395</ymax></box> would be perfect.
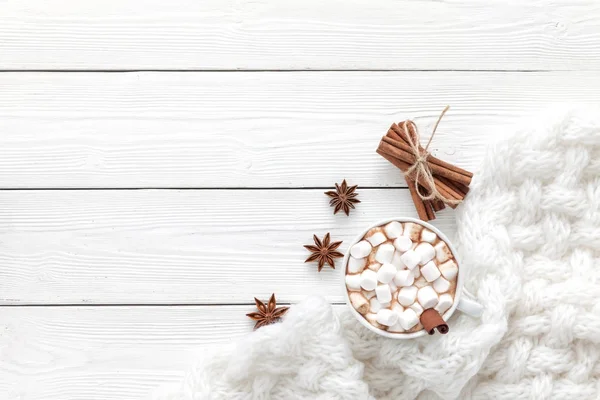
<box><xmin>368</xmin><ymin>262</ymin><xmax>382</xmax><ymax>272</ymax></box>
<box><xmin>366</xmin><ymin>313</ymin><xmax>385</xmax><ymax>329</ymax></box>
<box><xmin>375</xmin><ymin>284</ymin><xmax>392</xmax><ymax>304</ymax></box>
<box><xmin>413</xmin><ymin>276</ymin><xmax>428</xmax><ymax>288</ymax></box>
<box><xmin>366</xmin><ymin>231</ymin><xmax>387</xmax><ymax>247</ymax></box>
<box><xmin>412</xmin><ymin>265</ymin><xmax>421</xmax><ymax>279</ymax></box>
<box><xmin>388</xmin><ymin>280</ymin><xmax>398</xmax><ymax>293</ymax></box>
<box><xmin>364</xmin><ymin>290</ymin><xmax>376</xmax><ymax>299</ymax></box>
<box><xmin>350</xmin><ymin>240</ymin><xmax>372</xmax><ymax>259</ymax></box>
<box><xmin>399</xmin><ymin>308</ymin><xmax>420</xmax><ymax>330</ymax></box>
<box><xmin>369</xmin><ymin>297</ymin><xmax>384</xmax><ymax>313</ymax></box>
<box><xmin>439</xmin><ymin>260</ymin><xmax>459</xmax><ymax>280</ymax></box>
<box><xmin>391</xmin><ymin>251</ymin><xmax>406</xmax><ymax>269</ymax></box>
<box><xmin>410</xmin><ymin>301</ymin><xmax>424</xmax><ymax>316</ymax></box>
<box><xmin>432</xmin><ymin>276</ymin><xmax>451</xmax><ymax>293</ymax></box>
<box><xmin>397</xmin><ymin>286</ymin><xmax>418</xmax><ymax>306</ymax></box>
<box><xmin>376</xmin><ymin>309</ymin><xmax>398</xmax><ymax>327</ymax></box>
<box><xmin>400</xmin><ymin>250</ymin><xmax>421</xmax><ymax>270</ymax></box>
<box><xmin>421</xmin><ymin>229</ymin><xmax>438</xmax><ymax>244</ymax></box>
<box><xmin>394</xmin><ymin>269</ymin><xmax>414</xmax><ymax>287</ymax></box>
<box><xmin>403</xmin><ymin>223</ymin><xmax>423</xmax><ymax>242</ymax></box>
<box><xmin>345</xmin><ymin>274</ymin><xmax>362</xmax><ymax>290</ymax></box>
<box><xmin>377</xmin><ymin>263</ymin><xmax>397</xmax><ymax>283</ymax></box>
<box><xmin>347</xmin><ymin>256</ymin><xmax>367</xmax><ymax>273</ymax></box>
<box><xmin>387</xmin><ymin>322</ymin><xmax>405</xmax><ymax>333</ymax></box>
<box><xmin>435</xmin><ymin>293</ymin><xmax>453</xmax><ymax>315</ymax></box>
<box><xmin>415</xmin><ymin>242</ymin><xmax>436</xmax><ymax>264</ymax></box>
<box><xmin>349</xmin><ymin>292</ymin><xmax>369</xmax><ymax>314</ymax></box>
<box><xmin>375</xmin><ymin>243</ymin><xmax>395</xmax><ymax>264</ymax></box>
<box><xmin>435</xmin><ymin>242</ymin><xmax>452</xmax><ymax>263</ymax></box>
<box><xmin>393</xmin><ymin>236</ymin><xmax>413</xmax><ymax>253</ymax></box>
<box><xmin>360</xmin><ymin>269</ymin><xmax>378</xmax><ymax>291</ymax></box>
<box><xmin>391</xmin><ymin>302</ymin><xmax>404</xmax><ymax>315</ymax></box>
<box><xmin>418</xmin><ymin>286</ymin><xmax>439</xmax><ymax>309</ymax></box>
<box><xmin>421</xmin><ymin>261</ymin><xmax>441</xmax><ymax>282</ymax></box>
<box><xmin>384</xmin><ymin>221</ymin><xmax>403</xmax><ymax>239</ymax></box>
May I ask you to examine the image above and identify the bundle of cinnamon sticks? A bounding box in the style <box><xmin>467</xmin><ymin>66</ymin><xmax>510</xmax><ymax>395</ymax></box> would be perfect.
<box><xmin>376</xmin><ymin>120</ymin><xmax>473</xmax><ymax>221</ymax></box>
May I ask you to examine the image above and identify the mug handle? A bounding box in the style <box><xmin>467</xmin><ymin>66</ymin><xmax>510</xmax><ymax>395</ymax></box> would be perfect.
<box><xmin>457</xmin><ymin>288</ymin><xmax>483</xmax><ymax>318</ymax></box>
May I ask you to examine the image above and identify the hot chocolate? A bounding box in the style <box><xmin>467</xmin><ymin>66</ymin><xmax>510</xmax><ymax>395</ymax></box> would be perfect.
<box><xmin>345</xmin><ymin>221</ymin><xmax>458</xmax><ymax>334</ymax></box>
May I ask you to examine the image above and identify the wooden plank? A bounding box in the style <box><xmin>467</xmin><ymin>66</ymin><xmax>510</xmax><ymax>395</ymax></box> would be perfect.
<box><xmin>0</xmin><ymin>305</ymin><xmax>348</xmax><ymax>399</ymax></box>
<box><xmin>1</xmin><ymin>71</ymin><xmax>599</xmax><ymax>188</ymax></box>
<box><xmin>0</xmin><ymin>189</ymin><xmax>455</xmax><ymax>304</ymax></box>
<box><xmin>0</xmin><ymin>0</ymin><xmax>599</xmax><ymax>70</ymax></box>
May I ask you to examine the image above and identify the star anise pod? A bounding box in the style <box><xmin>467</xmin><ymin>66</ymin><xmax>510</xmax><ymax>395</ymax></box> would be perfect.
<box><xmin>325</xmin><ymin>179</ymin><xmax>360</xmax><ymax>216</ymax></box>
<box><xmin>304</xmin><ymin>233</ymin><xmax>343</xmax><ymax>272</ymax></box>
<box><xmin>246</xmin><ymin>293</ymin><xmax>289</xmax><ymax>330</ymax></box>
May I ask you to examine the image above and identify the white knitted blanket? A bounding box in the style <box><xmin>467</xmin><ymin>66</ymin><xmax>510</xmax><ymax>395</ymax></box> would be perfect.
<box><xmin>154</xmin><ymin>107</ymin><xmax>600</xmax><ymax>400</ymax></box>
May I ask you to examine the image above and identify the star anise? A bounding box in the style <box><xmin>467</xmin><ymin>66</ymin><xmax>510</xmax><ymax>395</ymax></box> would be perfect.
<box><xmin>246</xmin><ymin>294</ymin><xmax>289</xmax><ymax>330</ymax></box>
<box><xmin>304</xmin><ymin>233</ymin><xmax>343</xmax><ymax>272</ymax></box>
<box><xmin>325</xmin><ymin>179</ymin><xmax>360</xmax><ymax>216</ymax></box>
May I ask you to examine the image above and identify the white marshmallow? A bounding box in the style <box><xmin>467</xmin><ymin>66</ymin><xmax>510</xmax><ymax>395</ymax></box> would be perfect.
<box><xmin>400</xmin><ymin>250</ymin><xmax>421</xmax><ymax>270</ymax></box>
<box><xmin>393</xmin><ymin>236</ymin><xmax>413</xmax><ymax>252</ymax></box>
<box><xmin>364</xmin><ymin>290</ymin><xmax>376</xmax><ymax>299</ymax></box>
<box><xmin>403</xmin><ymin>223</ymin><xmax>423</xmax><ymax>242</ymax></box>
<box><xmin>350</xmin><ymin>240</ymin><xmax>372</xmax><ymax>259</ymax></box>
<box><xmin>393</xmin><ymin>269</ymin><xmax>414</xmax><ymax>287</ymax></box>
<box><xmin>366</xmin><ymin>231</ymin><xmax>387</xmax><ymax>247</ymax></box>
<box><xmin>421</xmin><ymin>229</ymin><xmax>438</xmax><ymax>243</ymax></box>
<box><xmin>384</xmin><ymin>221</ymin><xmax>403</xmax><ymax>239</ymax></box>
<box><xmin>377</xmin><ymin>263</ymin><xmax>397</xmax><ymax>283</ymax></box>
<box><xmin>435</xmin><ymin>242</ymin><xmax>452</xmax><ymax>263</ymax></box>
<box><xmin>388</xmin><ymin>280</ymin><xmax>398</xmax><ymax>293</ymax></box>
<box><xmin>439</xmin><ymin>260</ymin><xmax>459</xmax><ymax>280</ymax></box>
<box><xmin>349</xmin><ymin>292</ymin><xmax>369</xmax><ymax>314</ymax></box>
<box><xmin>399</xmin><ymin>308</ymin><xmax>419</xmax><ymax>330</ymax></box>
<box><xmin>415</xmin><ymin>242</ymin><xmax>436</xmax><ymax>264</ymax></box>
<box><xmin>412</xmin><ymin>265</ymin><xmax>421</xmax><ymax>279</ymax></box>
<box><xmin>410</xmin><ymin>301</ymin><xmax>424</xmax><ymax>316</ymax></box>
<box><xmin>387</xmin><ymin>322</ymin><xmax>405</xmax><ymax>333</ymax></box>
<box><xmin>368</xmin><ymin>262</ymin><xmax>382</xmax><ymax>272</ymax></box>
<box><xmin>391</xmin><ymin>302</ymin><xmax>404</xmax><ymax>315</ymax></box>
<box><xmin>391</xmin><ymin>251</ymin><xmax>406</xmax><ymax>269</ymax></box>
<box><xmin>421</xmin><ymin>261</ymin><xmax>441</xmax><ymax>282</ymax></box>
<box><xmin>376</xmin><ymin>309</ymin><xmax>398</xmax><ymax>327</ymax></box>
<box><xmin>347</xmin><ymin>256</ymin><xmax>367</xmax><ymax>273</ymax></box>
<box><xmin>366</xmin><ymin>313</ymin><xmax>385</xmax><ymax>329</ymax></box>
<box><xmin>432</xmin><ymin>276</ymin><xmax>451</xmax><ymax>293</ymax></box>
<box><xmin>360</xmin><ymin>269</ymin><xmax>378</xmax><ymax>291</ymax></box>
<box><xmin>345</xmin><ymin>274</ymin><xmax>362</xmax><ymax>290</ymax></box>
<box><xmin>413</xmin><ymin>276</ymin><xmax>428</xmax><ymax>288</ymax></box>
<box><xmin>375</xmin><ymin>243</ymin><xmax>395</xmax><ymax>264</ymax></box>
<box><xmin>435</xmin><ymin>293</ymin><xmax>453</xmax><ymax>315</ymax></box>
<box><xmin>375</xmin><ymin>284</ymin><xmax>392</xmax><ymax>304</ymax></box>
<box><xmin>369</xmin><ymin>297</ymin><xmax>384</xmax><ymax>313</ymax></box>
<box><xmin>418</xmin><ymin>286</ymin><xmax>439</xmax><ymax>309</ymax></box>
<box><xmin>397</xmin><ymin>286</ymin><xmax>418</xmax><ymax>306</ymax></box>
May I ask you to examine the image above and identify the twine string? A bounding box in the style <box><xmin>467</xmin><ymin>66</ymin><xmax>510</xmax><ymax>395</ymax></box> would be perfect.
<box><xmin>403</xmin><ymin>106</ymin><xmax>460</xmax><ymax>205</ymax></box>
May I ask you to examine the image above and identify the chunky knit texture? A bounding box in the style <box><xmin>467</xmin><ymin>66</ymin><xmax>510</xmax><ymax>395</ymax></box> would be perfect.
<box><xmin>154</xmin><ymin>107</ymin><xmax>600</xmax><ymax>400</ymax></box>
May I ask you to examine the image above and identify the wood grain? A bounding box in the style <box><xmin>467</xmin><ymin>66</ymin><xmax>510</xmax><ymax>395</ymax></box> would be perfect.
<box><xmin>0</xmin><ymin>305</ymin><xmax>348</xmax><ymax>399</ymax></box>
<box><xmin>1</xmin><ymin>71</ymin><xmax>599</xmax><ymax>188</ymax></box>
<box><xmin>0</xmin><ymin>0</ymin><xmax>599</xmax><ymax>70</ymax></box>
<box><xmin>0</xmin><ymin>189</ymin><xmax>455</xmax><ymax>305</ymax></box>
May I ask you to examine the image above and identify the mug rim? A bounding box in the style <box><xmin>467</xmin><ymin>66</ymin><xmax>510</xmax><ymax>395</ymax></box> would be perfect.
<box><xmin>342</xmin><ymin>217</ymin><xmax>463</xmax><ymax>339</ymax></box>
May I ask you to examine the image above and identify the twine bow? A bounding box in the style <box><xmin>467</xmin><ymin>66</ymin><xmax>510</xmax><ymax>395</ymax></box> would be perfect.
<box><xmin>402</xmin><ymin>106</ymin><xmax>461</xmax><ymax>205</ymax></box>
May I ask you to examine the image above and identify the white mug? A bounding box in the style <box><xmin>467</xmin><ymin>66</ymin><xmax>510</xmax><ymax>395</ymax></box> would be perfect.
<box><xmin>342</xmin><ymin>217</ymin><xmax>483</xmax><ymax>339</ymax></box>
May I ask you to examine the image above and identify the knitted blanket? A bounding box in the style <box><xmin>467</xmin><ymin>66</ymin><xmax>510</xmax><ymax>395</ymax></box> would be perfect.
<box><xmin>154</xmin><ymin>107</ymin><xmax>600</xmax><ymax>400</ymax></box>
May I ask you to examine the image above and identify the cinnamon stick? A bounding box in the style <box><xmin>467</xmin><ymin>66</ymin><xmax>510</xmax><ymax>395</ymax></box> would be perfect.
<box><xmin>407</xmin><ymin>180</ymin><xmax>430</xmax><ymax>221</ymax></box>
<box><xmin>381</xmin><ymin>136</ymin><xmax>472</xmax><ymax>187</ymax></box>
<box><xmin>420</xmin><ymin>309</ymin><xmax>449</xmax><ymax>335</ymax></box>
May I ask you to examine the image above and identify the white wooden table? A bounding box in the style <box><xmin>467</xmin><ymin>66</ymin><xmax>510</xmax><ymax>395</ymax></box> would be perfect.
<box><xmin>0</xmin><ymin>1</ymin><xmax>599</xmax><ymax>398</ymax></box>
